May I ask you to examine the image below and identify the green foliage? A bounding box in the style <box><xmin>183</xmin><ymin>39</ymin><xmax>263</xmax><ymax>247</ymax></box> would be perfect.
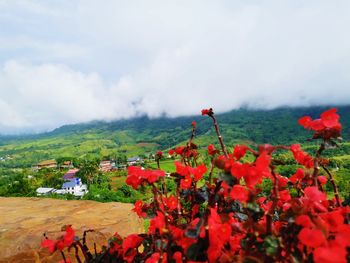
<box><xmin>82</xmin><ymin>184</ymin><xmax>144</xmax><ymax>203</ymax></box>
<box><xmin>76</xmin><ymin>159</ymin><xmax>100</xmax><ymax>184</ymax></box>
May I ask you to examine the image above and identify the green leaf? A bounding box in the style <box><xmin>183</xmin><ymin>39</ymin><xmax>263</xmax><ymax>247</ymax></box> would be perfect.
<box><xmin>263</xmin><ymin>235</ymin><xmax>279</xmax><ymax>256</ymax></box>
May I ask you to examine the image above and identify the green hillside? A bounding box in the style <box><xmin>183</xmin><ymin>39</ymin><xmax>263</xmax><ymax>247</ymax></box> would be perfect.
<box><xmin>0</xmin><ymin>106</ymin><xmax>349</xmax><ymax>170</ymax></box>
<box><xmin>1</xmin><ymin>106</ymin><xmax>350</xmax><ymax>201</ymax></box>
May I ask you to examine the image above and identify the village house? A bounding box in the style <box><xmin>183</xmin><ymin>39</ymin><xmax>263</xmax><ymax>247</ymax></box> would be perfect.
<box><xmin>62</xmin><ymin>168</ymin><xmax>79</xmax><ymax>180</ymax></box>
<box><xmin>36</xmin><ymin>174</ymin><xmax>88</xmax><ymax>197</ymax></box>
<box><xmin>36</xmin><ymin>187</ymin><xmax>55</xmax><ymax>196</ymax></box>
<box><xmin>60</xmin><ymin>160</ymin><xmax>74</xmax><ymax>169</ymax></box>
<box><xmin>34</xmin><ymin>159</ymin><xmax>57</xmax><ymax>170</ymax></box>
<box><xmin>99</xmin><ymin>160</ymin><xmax>115</xmax><ymax>172</ymax></box>
<box><xmin>62</xmin><ymin>178</ymin><xmax>88</xmax><ymax>197</ymax></box>
<box><xmin>127</xmin><ymin>156</ymin><xmax>143</xmax><ymax>166</ymax></box>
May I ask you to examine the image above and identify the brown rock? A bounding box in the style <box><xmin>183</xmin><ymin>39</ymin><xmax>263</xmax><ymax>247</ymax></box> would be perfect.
<box><xmin>0</xmin><ymin>197</ymin><xmax>143</xmax><ymax>262</ymax></box>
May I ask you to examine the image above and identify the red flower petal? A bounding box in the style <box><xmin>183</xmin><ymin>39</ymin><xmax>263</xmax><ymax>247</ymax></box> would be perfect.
<box><xmin>295</xmin><ymin>215</ymin><xmax>313</xmax><ymax>228</ymax></box>
<box><xmin>298</xmin><ymin>228</ymin><xmax>326</xmax><ymax>248</ymax></box>
<box><xmin>230</xmin><ymin>185</ymin><xmax>249</xmax><ymax>203</ymax></box>
<box><xmin>314</xmin><ymin>246</ymin><xmax>347</xmax><ymax>263</ymax></box>
<box><xmin>41</xmin><ymin>239</ymin><xmax>56</xmax><ymax>254</ymax></box>
<box><xmin>304</xmin><ymin>186</ymin><xmax>327</xmax><ymax>202</ymax></box>
<box><xmin>320</xmin><ymin>108</ymin><xmax>340</xmax><ymax>128</ymax></box>
<box><xmin>298</xmin><ymin>116</ymin><xmax>312</xmax><ymax>129</ymax></box>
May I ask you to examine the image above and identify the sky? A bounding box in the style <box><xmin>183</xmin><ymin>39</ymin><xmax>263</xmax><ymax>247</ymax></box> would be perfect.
<box><xmin>0</xmin><ymin>0</ymin><xmax>350</xmax><ymax>134</ymax></box>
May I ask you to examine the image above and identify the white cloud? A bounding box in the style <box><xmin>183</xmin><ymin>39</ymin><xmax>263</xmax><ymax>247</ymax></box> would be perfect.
<box><xmin>0</xmin><ymin>0</ymin><xmax>350</xmax><ymax>133</ymax></box>
<box><xmin>0</xmin><ymin>61</ymin><xmax>139</xmax><ymax>133</ymax></box>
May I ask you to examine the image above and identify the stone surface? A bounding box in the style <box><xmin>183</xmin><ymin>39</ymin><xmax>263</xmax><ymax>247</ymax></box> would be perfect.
<box><xmin>0</xmin><ymin>197</ymin><xmax>143</xmax><ymax>262</ymax></box>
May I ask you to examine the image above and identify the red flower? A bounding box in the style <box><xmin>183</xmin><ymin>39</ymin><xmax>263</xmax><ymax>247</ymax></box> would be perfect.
<box><xmin>230</xmin><ymin>162</ymin><xmax>247</xmax><ymax>180</ymax></box>
<box><xmin>335</xmin><ymin>224</ymin><xmax>350</xmax><ymax>247</ymax></box>
<box><xmin>41</xmin><ymin>239</ymin><xmax>56</xmax><ymax>253</ymax></box>
<box><xmin>230</xmin><ymin>185</ymin><xmax>249</xmax><ymax>203</ymax></box>
<box><xmin>126</xmin><ymin>166</ymin><xmax>143</xmax><ymax>189</ymax></box>
<box><xmin>310</xmin><ymin>119</ymin><xmax>325</xmax><ymax>131</ymax></box>
<box><xmin>207</xmin><ymin>144</ymin><xmax>218</xmax><ymax>155</ymax></box>
<box><xmin>278</xmin><ymin>189</ymin><xmax>291</xmax><ymax>203</ymax></box>
<box><xmin>164</xmin><ymin>195</ymin><xmax>178</xmax><ymax>211</ymax></box>
<box><xmin>289</xmin><ymin>168</ymin><xmax>305</xmax><ymax>184</ymax></box>
<box><xmin>321</xmin><ymin>210</ymin><xmax>344</xmax><ymax>228</ymax></box>
<box><xmin>290</xmin><ymin>144</ymin><xmax>314</xmax><ymax>168</ymax></box>
<box><xmin>180</xmin><ymin>176</ymin><xmax>192</xmax><ymax>190</ymax></box>
<box><xmin>245</xmin><ymin>167</ymin><xmax>264</xmax><ymax>189</ymax></box>
<box><xmin>208</xmin><ymin>208</ymin><xmax>231</xmax><ymax>261</ymax></box>
<box><xmin>304</xmin><ymin>186</ymin><xmax>327</xmax><ymax>202</ymax></box>
<box><xmin>63</xmin><ymin>225</ymin><xmax>75</xmax><ymax>247</ymax></box>
<box><xmin>149</xmin><ymin>212</ymin><xmax>166</xmax><ymax>234</ymax></box>
<box><xmin>133</xmin><ymin>200</ymin><xmax>147</xmax><ymax>218</ymax></box>
<box><xmin>314</xmin><ymin>246</ymin><xmax>347</xmax><ymax>263</ymax></box>
<box><xmin>56</xmin><ymin>240</ymin><xmax>65</xmax><ymax>251</ymax></box>
<box><xmin>126</xmin><ymin>166</ymin><xmax>165</xmax><ymax>189</ymax></box>
<box><xmin>191</xmin><ymin>164</ymin><xmax>207</xmax><ymax>181</ymax></box>
<box><xmin>295</xmin><ymin>215</ymin><xmax>313</xmax><ymax>228</ymax></box>
<box><xmin>258</xmin><ymin>144</ymin><xmax>275</xmax><ymax>154</ymax></box>
<box><xmin>146</xmin><ymin>170</ymin><xmax>166</xmax><ymax>183</ymax></box>
<box><xmin>156</xmin><ymin>151</ymin><xmax>163</xmax><ymax>157</ymax></box>
<box><xmin>255</xmin><ymin>152</ymin><xmax>271</xmax><ymax>172</ymax></box>
<box><xmin>233</xmin><ymin>144</ymin><xmax>247</xmax><ymax>160</ymax></box>
<box><xmin>175</xmin><ymin>162</ymin><xmax>190</xmax><ymax>177</ymax></box>
<box><xmin>298</xmin><ymin>108</ymin><xmax>342</xmax><ymax>139</ymax></box>
<box><xmin>320</xmin><ymin>108</ymin><xmax>340</xmax><ymax>128</ymax></box>
<box><xmin>277</xmin><ymin>175</ymin><xmax>289</xmax><ymax>189</ymax></box>
<box><xmin>175</xmin><ymin>146</ymin><xmax>185</xmax><ymax>155</ymax></box>
<box><xmin>298</xmin><ymin>116</ymin><xmax>312</xmax><ymax>129</ymax></box>
<box><xmin>122</xmin><ymin>234</ymin><xmax>143</xmax><ymax>263</ymax></box>
<box><xmin>109</xmin><ymin>232</ymin><xmax>123</xmax><ymax>255</ymax></box>
<box><xmin>191</xmin><ymin>121</ymin><xmax>197</xmax><ymax>127</ymax></box>
<box><xmin>298</xmin><ymin>227</ymin><xmax>326</xmax><ymax>248</ymax></box>
<box><xmin>173</xmin><ymin>251</ymin><xmax>183</xmax><ymax>263</ymax></box>
<box><xmin>201</xmin><ymin>108</ymin><xmax>210</xmax><ymax>115</ymax></box>
<box><xmin>146</xmin><ymin>252</ymin><xmax>167</xmax><ymax>263</ymax></box>
<box><xmin>317</xmin><ymin>176</ymin><xmax>327</xmax><ymax>185</ymax></box>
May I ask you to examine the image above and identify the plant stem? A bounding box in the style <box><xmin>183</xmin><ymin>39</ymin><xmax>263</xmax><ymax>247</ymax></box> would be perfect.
<box><xmin>73</xmin><ymin>244</ymin><xmax>82</xmax><ymax>263</ymax></box>
<box><xmin>266</xmin><ymin>168</ymin><xmax>279</xmax><ymax>234</ymax></box>
<box><xmin>312</xmin><ymin>143</ymin><xmax>325</xmax><ymax>187</ymax></box>
<box><xmin>208</xmin><ymin>159</ymin><xmax>215</xmax><ymax>185</ymax></box>
<box><xmin>321</xmin><ymin>165</ymin><xmax>342</xmax><ymax>207</ymax></box>
<box><xmin>209</xmin><ymin>115</ymin><xmax>228</xmax><ymax>157</ymax></box>
<box><xmin>60</xmin><ymin>251</ymin><xmax>67</xmax><ymax>263</ymax></box>
<box><xmin>187</xmin><ymin>125</ymin><xmax>196</xmax><ymax>149</ymax></box>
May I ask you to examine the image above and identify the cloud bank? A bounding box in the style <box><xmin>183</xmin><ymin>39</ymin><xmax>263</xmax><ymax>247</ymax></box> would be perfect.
<box><xmin>0</xmin><ymin>0</ymin><xmax>350</xmax><ymax>133</ymax></box>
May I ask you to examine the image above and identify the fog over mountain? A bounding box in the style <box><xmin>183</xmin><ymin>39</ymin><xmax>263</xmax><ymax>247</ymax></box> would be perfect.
<box><xmin>0</xmin><ymin>0</ymin><xmax>350</xmax><ymax>133</ymax></box>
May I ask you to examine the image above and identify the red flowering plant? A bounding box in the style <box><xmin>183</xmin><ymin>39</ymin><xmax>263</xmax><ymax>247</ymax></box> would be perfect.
<box><xmin>42</xmin><ymin>108</ymin><xmax>349</xmax><ymax>263</ymax></box>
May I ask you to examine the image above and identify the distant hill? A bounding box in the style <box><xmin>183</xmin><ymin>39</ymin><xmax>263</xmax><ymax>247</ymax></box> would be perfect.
<box><xmin>0</xmin><ymin>106</ymin><xmax>349</xmax><ymax>168</ymax></box>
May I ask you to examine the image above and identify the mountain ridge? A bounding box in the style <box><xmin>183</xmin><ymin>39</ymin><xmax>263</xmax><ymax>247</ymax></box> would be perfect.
<box><xmin>0</xmin><ymin>106</ymin><xmax>349</xmax><ymax>169</ymax></box>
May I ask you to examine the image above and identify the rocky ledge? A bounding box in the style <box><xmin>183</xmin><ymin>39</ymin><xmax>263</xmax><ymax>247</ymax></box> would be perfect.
<box><xmin>0</xmin><ymin>197</ymin><xmax>143</xmax><ymax>262</ymax></box>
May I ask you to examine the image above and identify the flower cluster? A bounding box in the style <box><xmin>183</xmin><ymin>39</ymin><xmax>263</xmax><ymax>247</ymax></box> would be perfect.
<box><xmin>41</xmin><ymin>108</ymin><xmax>349</xmax><ymax>263</ymax></box>
<box><xmin>126</xmin><ymin>166</ymin><xmax>165</xmax><ymax>189</ymax></box>
<box><xmin>41</xmin><ymin>225</ymin><xmax>75</xmax><ymax>262</ymax></box>
<box><xmin>298</xmin><ymin>108</ymin><xmax>342</xmax><ymax>140</ymax></box>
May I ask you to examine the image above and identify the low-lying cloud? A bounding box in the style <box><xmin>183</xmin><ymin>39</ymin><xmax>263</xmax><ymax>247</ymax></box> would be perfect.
<box><xmin>0</xmin><ymin>0</ymin><xmax>350</xmax><ymax>133</ymax></box>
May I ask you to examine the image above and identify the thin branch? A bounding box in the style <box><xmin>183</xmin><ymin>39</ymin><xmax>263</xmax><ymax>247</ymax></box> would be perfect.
<box><xmin>321</xmin><ymin>165</ymin><xmax>342</xmax><ymax>207</ymax></box>
<box><xmin>209</xmin><ymin>114</ymin><xmax>228</xmax><ymax>157</ymax></box>
<box><xmin>312</xmin><ymin>143</ymin><xmax>325</xmax><ymax>187</ymax></box>
<box><xmin>266</xmin><ymin>168</ymin><xmax>279</xmax><ymax>234</ymax></box>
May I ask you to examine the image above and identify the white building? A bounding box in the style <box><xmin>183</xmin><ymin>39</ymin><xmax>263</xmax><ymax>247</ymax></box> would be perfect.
<box><xmin>36</xmin><ymin>187</ymin><xmax>55</xmax><ymax>196</ymax></box>
<box><xmin>127</xmin><ymin>156</ymin><xmax>143</xmax><ymax>166</ymax></box>
<box><xmin>62</xmin><ymin>178</ymin><xmax>88</xmax><ymax>197</ymax></box>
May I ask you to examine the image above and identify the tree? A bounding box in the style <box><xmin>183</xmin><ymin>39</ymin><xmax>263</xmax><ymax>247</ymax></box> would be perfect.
<box><xmin>76</xmin><ymin>159</ymin><xmax>100</xmax><ymax>185</ymax></box>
